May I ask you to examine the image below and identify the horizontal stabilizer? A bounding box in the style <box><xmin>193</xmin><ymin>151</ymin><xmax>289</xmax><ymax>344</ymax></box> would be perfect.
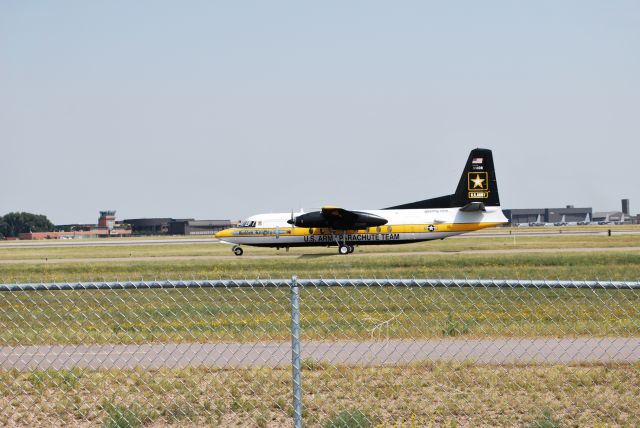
<box><xmin>460</xmin><ymin>202</ymin><xmax>486</xmax><ymax>212</ymax></box>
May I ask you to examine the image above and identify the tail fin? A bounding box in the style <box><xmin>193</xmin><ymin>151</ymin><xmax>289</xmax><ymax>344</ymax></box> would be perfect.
<box><xmin>451</xmin><ymin>148</ymin><xmax>500</xmax><ymax>207</ymax></box>
<box><xmin>383</xmin><ymin>148</ymin><xmax>500</xmax><ymax>210</ymax></box>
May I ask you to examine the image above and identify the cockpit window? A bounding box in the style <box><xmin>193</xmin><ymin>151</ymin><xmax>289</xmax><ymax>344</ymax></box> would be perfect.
<box><xmin>240</xmin><ymin>220</ymin><xmax>257</xmax><ymax>227</ymax></box>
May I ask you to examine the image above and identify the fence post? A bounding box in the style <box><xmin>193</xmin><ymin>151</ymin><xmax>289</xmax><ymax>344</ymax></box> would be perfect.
<box><xmin>291</xmin><ymin>275</ymin><xmax>303</xmax><ymax>428</ymax></box>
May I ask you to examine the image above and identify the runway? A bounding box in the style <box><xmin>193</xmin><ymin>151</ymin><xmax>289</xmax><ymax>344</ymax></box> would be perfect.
<box><xmin>2</xmin><ymin>338</ymin><xmax>638</xmax><ymax>370</ymax></box>
<box><xmin>1</xmin><ymin>245</ymin><xmax>639</xmax><ymax>264</ymax></box>
<box><xmin>1</xmin><ymin>228</ymin><xmax>639</xmax><ymax>249</ymax></box>
<box><xmin>0</xmin><ymin>238</ymin><xmax>220</xmax><ymax>249</ymax></box>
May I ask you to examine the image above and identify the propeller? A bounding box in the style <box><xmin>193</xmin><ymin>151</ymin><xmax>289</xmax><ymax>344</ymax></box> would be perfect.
<box><xmin>287</xmin><ymin>209</ymin><xmax>295</xmax><ymax>226</ymax></box>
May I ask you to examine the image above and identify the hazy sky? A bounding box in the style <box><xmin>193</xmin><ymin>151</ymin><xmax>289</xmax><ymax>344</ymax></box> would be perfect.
<box><xmin>2</xmin><ymin>1</ymin><xmax>639</xmax><ymax>224</ymax></box>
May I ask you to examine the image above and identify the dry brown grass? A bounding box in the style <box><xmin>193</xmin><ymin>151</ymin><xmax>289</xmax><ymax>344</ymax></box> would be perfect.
<box><xmin>1</xmin><ymin>362</ymin><xmax>638</xmax><ymax>427</ymax></box>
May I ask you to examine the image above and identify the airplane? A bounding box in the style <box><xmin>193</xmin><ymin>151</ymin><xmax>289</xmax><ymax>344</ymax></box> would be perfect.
<box><xmin>528</xmin><ymin>214</ymin><xmax>546</xmax><ymax>227</ymax></box>
<box><xmin>215</xmin><ymin>148</ymin><xmax>508</xmax><ymax>256</ymax></box>
<box><xmin>597</xmin><ymin>213</ymin><xmax>611</xmax><ymax>225</ymax></box>
<box><xmin>577</xmin><ymin>213</ymin><xmax>591</xmax><ymax>226</ymax></box>
<box><xmin>559</xmin><ymin>212</ymin><xmax>592</xmax><ymax>227</ymax></box>
<box><xmin>553</xmin><ymin>215</ymin><xmax>568</xmax><ymax>227</ymax></box>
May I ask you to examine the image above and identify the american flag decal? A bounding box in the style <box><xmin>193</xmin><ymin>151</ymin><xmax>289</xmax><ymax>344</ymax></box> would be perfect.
<box><xmin>472</xmin><ymin>157</ymin><xmax>483</xmax><ymax>164</ymax></box>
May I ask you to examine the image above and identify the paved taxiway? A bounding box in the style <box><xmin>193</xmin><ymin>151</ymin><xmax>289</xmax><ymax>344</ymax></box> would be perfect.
<box><xmin>1</xmin><ymin>228</ymin><xmax>639</xmax><ymax>249</ymax></box>
<box><xmin>1</xmin><ymin>245</ymin><xmax>639</xmax><ymax>264</ymax></box>
<box><xmin>2</xmin><ymin>338</ymin><xmax>638</xmax><ymax>370</ymax></box>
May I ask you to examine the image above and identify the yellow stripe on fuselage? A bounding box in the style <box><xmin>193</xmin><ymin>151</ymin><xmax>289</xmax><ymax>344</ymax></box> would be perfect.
<box><xmin>215</xmin><ymin>222</ymin><xmax>503</xmax><ymax>238</ymax></box>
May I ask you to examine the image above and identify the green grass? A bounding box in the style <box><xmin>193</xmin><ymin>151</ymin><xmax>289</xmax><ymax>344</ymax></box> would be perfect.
<box><xmin>102</xmin><ymin>403</ymin><xmax>156</xmax><ymax>428</ymax></box>
<box><xmin>1</xmin><ymin>285</ymin><xmax>638</xmax><ymax>345</ymax></box>
<box><xmin>528</xmin><ymin>409</ymin><xmax>565</xmax><ymax>428</ymax></box>
<box><xmin>1</xmin><ymin>363</ymin><xmax>638</xmax><ymax>427</ymax></box>
<box><xmin>1</xmin><ymin>234</ymin><xmax>639</xmax><ymax>426</ymax></box>
<box><xmin>1</xmin><ymin>239</ymin><xmax>639</xmax><ymax>345</ymax></box>
<box><xmin>323</xmin><ymin>409</ymin><xmax>375</xmax><ymax>428</ymax></box>
<box><xmin>1</xmin><ymin>250</ymin><xmax>640</xmax><ymax>283</ymax></box>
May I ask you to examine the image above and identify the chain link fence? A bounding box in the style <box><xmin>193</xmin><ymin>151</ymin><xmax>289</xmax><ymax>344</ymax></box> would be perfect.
<box><xmin>1</xmin><ymin>278</ymin><xmax>639</xmax><ymax>426</ymax></box>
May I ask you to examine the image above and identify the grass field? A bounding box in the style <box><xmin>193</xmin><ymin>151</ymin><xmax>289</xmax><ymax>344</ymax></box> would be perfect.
<box><xmin>1</xmin><ymin>284</ymin><xmax>639</xmax><ymax>346</ymax></box>
<box><xmin>1</xmin><ymin>233</ymin><xmax>640</xmax><ymax>261</ymax></box>
<box><xmin>1</xmin><ymin>234</ymin><xmax>640</xmax><ymax>285</ymax></box>
<box><xmin>2</xmin><ymin>232</ymin><xmax>640</xmax><ymax>426</ymax></box>
<box><xmin>1</xmin><ymin>250</ymin><xmax>640</xmax><ymax>283</ymax></box>
<box><xmin>1</xmin><ymin>233</ymin><xmax>639</xmax><ymax>345</ymax></box>
<box><xmin>1</xmin><ymin>362</ymin><xmax>638</xmax><ymax>427</ymax></box>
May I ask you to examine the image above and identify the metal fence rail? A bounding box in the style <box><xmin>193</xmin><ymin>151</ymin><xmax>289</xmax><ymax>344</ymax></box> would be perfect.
<box><xmin>3</xmin><ymin>278</ymin><xmax>640</xmax><ymax>291</ymax></box>
<box><xmin>1</xmin><ymin>277</ymin><xmax>639</xmax><ymax>427</ymax></box>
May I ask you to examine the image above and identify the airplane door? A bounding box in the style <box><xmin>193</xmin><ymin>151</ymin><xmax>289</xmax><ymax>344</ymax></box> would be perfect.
<box><xmin>275</xmin><ymin>226</ymin><xmax>280</xmax><ymax>239</ymax></box>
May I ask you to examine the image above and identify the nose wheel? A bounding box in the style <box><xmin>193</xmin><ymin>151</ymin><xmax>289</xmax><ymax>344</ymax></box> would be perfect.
<box><xmin>232</xmin><ymin>246</ymin><xmax>244</xmax><ymax>256</ymax></box>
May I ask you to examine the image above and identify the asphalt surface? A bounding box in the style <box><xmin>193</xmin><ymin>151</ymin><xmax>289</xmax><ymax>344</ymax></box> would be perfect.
<box><xmin>1</xmin><ymin>228</ymin><xmax>639</xmax><ymax>249</ymax></box>
<box><xmin>2</xmin><ymin>338</ymin><xmax>639</xmax><ymax>370</ymax></box>
<box><xmin>1</xmin><ymin>245</ymin><xmax>639</xmax><ymax>264</ymax></box>
<box><xmin>0</xmin><ymin>238</ymin><xmax>220</xmax><ymax>249</ymax></box>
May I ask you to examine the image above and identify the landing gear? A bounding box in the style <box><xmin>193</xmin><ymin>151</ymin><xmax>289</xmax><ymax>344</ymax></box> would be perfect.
<box><xmin>338</xmin><ymin>245</ymin><xmax>354</xmax><ymax>255</ymax></box>
<box><xmin>232</xmin><ymin>246</ymin><xmax>243</xmax><ymax>256</ymax></box>
<box><xmin>334</xmin><ymin>230</ymin><xmax>354</xmax><ymax>255</ymax></box>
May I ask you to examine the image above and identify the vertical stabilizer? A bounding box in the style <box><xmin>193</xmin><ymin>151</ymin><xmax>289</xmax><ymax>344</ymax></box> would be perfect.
<box><xmin>452</xmin><ymin>148</ymin><xmax>501</xmax><ymax>207</ymax></box>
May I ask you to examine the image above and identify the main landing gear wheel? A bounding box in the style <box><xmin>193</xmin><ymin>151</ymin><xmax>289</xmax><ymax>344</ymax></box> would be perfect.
<box><xmin>347</xmin><ymin>245</ymin><xmax>354</xmax><ymax>254</ymax></box>
<box><xmin>338</xmin><ymin>245</ymin><xmax>349</xmax><ymax>255</ymax></box>
<box><xmin>232</xmin><ymin>246</ymin><xmax>243</xmax><ymax>256</ymax></box>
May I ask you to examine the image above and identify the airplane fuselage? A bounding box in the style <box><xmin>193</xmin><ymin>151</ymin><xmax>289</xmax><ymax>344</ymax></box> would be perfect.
<box><xmin>215</xmin><ymin>148</ymin><xmax>507</xmax><ymax>255</ymax></box>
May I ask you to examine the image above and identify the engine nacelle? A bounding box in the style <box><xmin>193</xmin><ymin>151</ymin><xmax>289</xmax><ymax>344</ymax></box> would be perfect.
<box><xmin>290</xmin><ymin>211</ymin><xmax>328</xmax><ymax>228</ymax></box>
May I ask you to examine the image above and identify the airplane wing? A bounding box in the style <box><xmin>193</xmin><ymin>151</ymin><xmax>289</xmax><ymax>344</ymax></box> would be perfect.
<box><xmin>320</xmin><ymin>206</ymin><xmax>358</xmax><ymax>222</ymax></box>
<box><xmin>289</xmin><ymin>206</ymin><xmax>388</xmax><ymax>229</ymax></box>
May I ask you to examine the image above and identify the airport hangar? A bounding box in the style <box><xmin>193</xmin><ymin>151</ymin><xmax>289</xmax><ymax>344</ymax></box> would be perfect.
<box><xmin>122</xmin><ymin>218</ymin><xmax>234</xmax><ymax>235</ymax></box>
<box><xmin>503</xmin><ymin>199</ymin><xmax>636</xmax><ymax>225</ymax></box>
<box><xmin>502</xmin><ymin>207</ymin><xmax>592</xmax><ymax>225</ymax></box>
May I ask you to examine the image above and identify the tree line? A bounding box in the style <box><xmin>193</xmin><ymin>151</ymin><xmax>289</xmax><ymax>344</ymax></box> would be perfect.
<box><xmin>0</xmin><ymin>212</ymin><xmax>54</xmax><ymax>238</ymax></box>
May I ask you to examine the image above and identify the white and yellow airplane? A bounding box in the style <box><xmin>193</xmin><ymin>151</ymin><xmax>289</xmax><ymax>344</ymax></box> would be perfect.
<box><xmin>216</xmin><ymin>148</ymin><xmax>508</xmax><ymax>256</ymax></box>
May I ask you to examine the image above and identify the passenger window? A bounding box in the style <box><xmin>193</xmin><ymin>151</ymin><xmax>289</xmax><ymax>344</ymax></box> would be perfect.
<box><xmin>387</xmin><ymin>226</ymin><xmax>392</xmax><ymax>233</ymax></box>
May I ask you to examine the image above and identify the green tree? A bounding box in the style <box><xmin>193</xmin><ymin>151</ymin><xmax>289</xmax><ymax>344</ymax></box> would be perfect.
<box><xmin>0</xmin><ymin>212</ymin><xmax>54</xmax><ymax>237</ymax></box>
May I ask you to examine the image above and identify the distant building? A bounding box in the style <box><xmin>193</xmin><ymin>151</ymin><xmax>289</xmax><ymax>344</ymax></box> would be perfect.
<box><xmin>622</xmin><ymin>199</ymin><xmax>630</xmax><ymax>216</ymax></box>
<box><xmin>502</xmin><ymin>208</ymin><xmax>545</xmax><ymax>225</ymax></box>
<box><xmin>502</xmin><ymin>207</ymin><xmax>592</xmax><ymax>225</ymax></box>
<box><xmin>98</xmin><ymin>210</ymin><xmax>116</xmax><ymax>230</ymax></box>
<box><xmin>18</xmin><ymin>229</ymin><xmax>131</xmax><ymax>240</ymax></box>
<box><xmin>594</xmin><ymin>199</ymin><xmax>634</xmax><ymax>223</ymax></box>
<box><xmin>122</xmin><ymin>218</ymin><xmax>234</xmax><ymax>235</ymax></box>
<box><xmin>593</xmin><ymin>211</ymin><xmax>626</xmax><ymax>223</ymax></box>
<box><xmin>19</xmin><ymin>211</ymin><xmax>131</xmax><ymax>240</ymax></box>
<box><xmin>168</xmin><ymin>220</ymin><xmax>233</xmax><ymax>235</ymax></box>
<box><xmin>122</xmin><ymin>218</ymin><xmax>175</xmax><ymax>235</ymax></box>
